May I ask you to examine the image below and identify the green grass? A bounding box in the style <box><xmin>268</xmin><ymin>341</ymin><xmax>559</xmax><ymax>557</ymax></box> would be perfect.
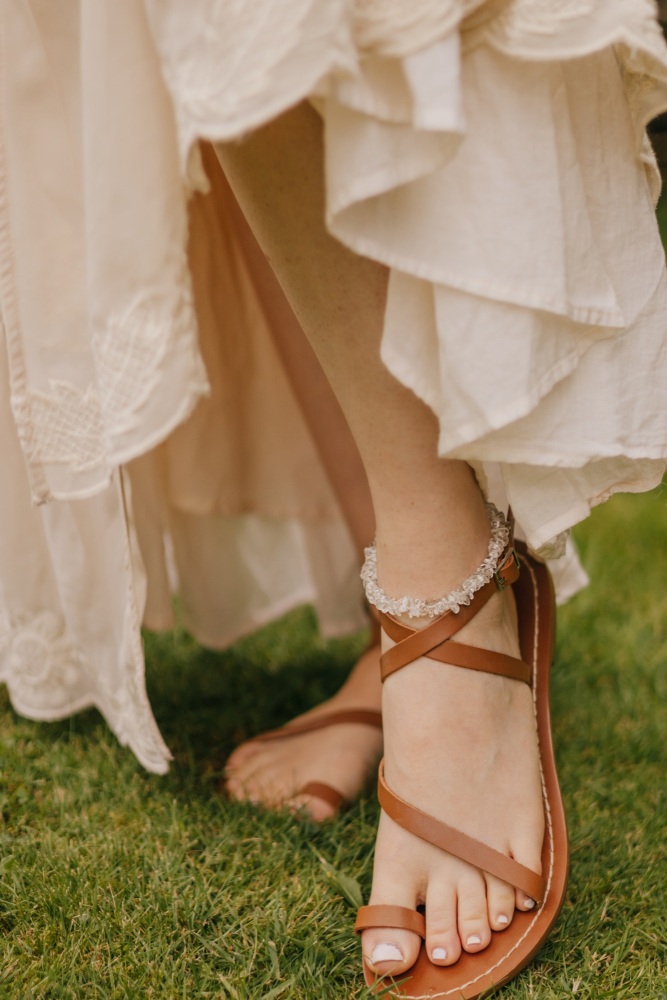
<box><xmin>0</xmin><ymin>485</ymin><xmax>665</xmax><ymax>998</ymax></box>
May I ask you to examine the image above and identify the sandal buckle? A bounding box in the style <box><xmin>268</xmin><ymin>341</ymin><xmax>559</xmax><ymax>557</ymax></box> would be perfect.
<box><xmin>494</xmin><ymin>549</ymin><xmax>520</xmax><ymax>591</ymax></box>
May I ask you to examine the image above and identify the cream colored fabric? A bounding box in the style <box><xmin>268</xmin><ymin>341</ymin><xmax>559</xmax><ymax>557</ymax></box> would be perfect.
<box><xmin>0</xmin><ymin>119</ymin><xmax>366</xmax><ymax>772</ymax></box>
<box><xmin>130</xmin><ymin>163</ymin><xmax>366</xmax><ymax>648</ymax></box>
<box><xmin>1</xmin><ymin>0</ymin><xmax>666</xmax><ymax>770</ymax></box>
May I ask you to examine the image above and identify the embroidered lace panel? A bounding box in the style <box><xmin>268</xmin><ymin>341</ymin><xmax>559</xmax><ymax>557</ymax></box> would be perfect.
<box><xmin>95</xmin><ymin>286</ymin><xmax>196</xmax><ymax>437</ymax></box>
<box><xmin>25</xmin><ymin>283</ymin><xmax>199</xmax><ymax>473</ymax></box>
<box><xmin>0</xmin><ymin>609</ymin><xmax>84</xmax><ymax>703</ymax></box>
<box><xmin>0</xmin><ymin>600</ymin><xmax>171</xmax><ymax>773</ymax></box>
<box><xmin>26</xmin><ymin>382</ymin><xmax>107</xmax><ymax>472</ymax></box>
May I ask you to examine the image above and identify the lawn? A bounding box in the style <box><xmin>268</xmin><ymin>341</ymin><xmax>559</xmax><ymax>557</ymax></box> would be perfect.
<box><xmin>0</xmin><ymin>480</ymin><xmax>665</xmax><ymax>999</ymax></box>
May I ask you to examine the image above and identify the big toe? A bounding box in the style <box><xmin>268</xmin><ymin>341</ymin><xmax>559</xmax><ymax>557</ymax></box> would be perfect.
<box><xmin>360</xmin><ymin>817</ymin><xmax>426</xmax><ymax>976</ymax></box>
<box><xmin>361</xmin><ymin>927</ymin><xmax>422</xmax><ymax>978</ymax></box>
<box><xmin>287</xmin><ymin>790</ymin><xmax>339</xmax><ymax>822</ymax></box>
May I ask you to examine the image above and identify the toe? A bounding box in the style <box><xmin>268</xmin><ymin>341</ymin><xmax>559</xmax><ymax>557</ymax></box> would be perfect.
<box><xmin>361</xmin><ymin>928</ymin><xmax>422</xmax><ymax>978</ymax></box>
<box><xmin>225</xmin><ymin>757</ymin><xmax>288</xmax><ymax>807</ymax></box>
<box><xmin>287</xmin><ymin>792</ymin><xmax>337</xmax><ymax>822</ymax></box>
<box><xmin>224</xmin><ymin>760</ymin><xmax>263</xmax><ymax>802</ymax></box>
<box><xmin>510</xmin><ymin>835</ymin><xmax>543</xmax><ymax>913</ymax></box>
<box><xmin>224</xmin><ymin>772</ymin><xmax>247</xmax><ymax>801</ymax></box>
<box><xmin>225</xmin><ymin>773</ymin><xmax>262</xmax><ymax>806</ymax></box>
<box><xmin>425</xmin><ymin>877</ymin><xmax>461</xmax><ymax>966</ymax></box>
<box><xmin>484</xmin><ymin>873</ymin><xmax>516</xmax><ymax>932</ymax></box>
<box><xmin>515</xmin><ymin>890</ymin><xmax>538</xmax><ymax>913</ymax></box>
<box><xmin>223</xmin><ymin>750</ymin><xmax>266</xmax><ymax>800</ymax></box>
<box><xmin>457</xmin><ymin>873</ymin><xmax>492</xmax><ymax>953</ymax></box>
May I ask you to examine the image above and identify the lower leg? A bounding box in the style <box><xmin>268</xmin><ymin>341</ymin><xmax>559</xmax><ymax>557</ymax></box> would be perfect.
<box><xmin>218</xmin><ymin>110</ymin><xmax>488</xmax><ymax>824</ymax></box>
<box><xmin>217</xmin><ymin>107</ymin><xmax>491</xmax><ymax>598</ymax></box>
<box><xmin>216</xmin><ymin>103</ymin><xmax>543</xmax><ymax>969</ymax></box>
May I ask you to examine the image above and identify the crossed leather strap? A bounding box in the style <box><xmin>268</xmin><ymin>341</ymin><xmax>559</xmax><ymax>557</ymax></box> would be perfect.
<box><xmin>355</xmin><ymin>539</ymin><xmax>546</xmax><ymax>940</ymax></box>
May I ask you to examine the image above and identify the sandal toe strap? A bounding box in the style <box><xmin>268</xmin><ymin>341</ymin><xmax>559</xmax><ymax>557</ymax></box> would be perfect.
<box><xmin>378</xmin><ymin>761</ymin><xmax>546</xmax><ymax>904</ymax></box>
<box><xmin>355</xmin><ymin>904</ymin><xmax>426</xmax><ymax>938</ymax></box>
<box><xmin>298</xmin><ymin>781</ymin><xmax>346</xmax><ymax>811</ymax></box>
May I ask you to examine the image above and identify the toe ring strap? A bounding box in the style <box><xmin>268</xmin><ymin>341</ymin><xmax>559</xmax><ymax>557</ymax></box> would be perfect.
<box><xmin>298</xmin><ymin>782</ymin><xmax>346</xmax><ymax>811</ymax></box>
<box><xmin>355</xmin><ymin>905</ymin><xmax>426</xmax><ymax>939</ymax></box>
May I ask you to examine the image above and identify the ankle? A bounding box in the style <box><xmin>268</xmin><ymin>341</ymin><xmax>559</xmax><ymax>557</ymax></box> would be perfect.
<box><xmin>363</xmin><ymin>503</ymin><xmax>513</xmax><ymax>622</ymax></box>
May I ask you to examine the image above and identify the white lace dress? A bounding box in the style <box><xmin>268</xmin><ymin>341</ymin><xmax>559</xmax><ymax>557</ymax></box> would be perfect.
<box><xmin>1</xmin><ymin>0</ymin><xmax>666</xmax><ymax>771</ymax></box>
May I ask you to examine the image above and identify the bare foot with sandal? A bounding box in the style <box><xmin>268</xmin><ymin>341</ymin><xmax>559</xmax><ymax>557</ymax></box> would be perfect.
<box><xmin>224</xmin><ymin>640</ymin><xmax>383</xmax><ymax>820</ymax></box>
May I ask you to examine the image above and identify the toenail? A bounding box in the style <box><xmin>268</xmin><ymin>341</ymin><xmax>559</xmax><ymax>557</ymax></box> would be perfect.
<box><xmin>524</xmin><ymin>898</ymin><xmax>536</xmax><ymax>910</ymax></box>
<box><xmin>466</xmin><ymin>934</ymin><xmax>482</xmax><ymax>946</ymax></box>
<box><xmin>432</xmin><ymin>947</ymin><xmax>447</xmax><ymax>960</ymax></box>
<box><xmin>370</xmin><ymin>943</ymin><xmax>403</xmax><ymax>965</ymax></box>
<box><xmin>497</xmin><ymin>914</ymin><xmax>509</xmax><ymax>925</ymax></box>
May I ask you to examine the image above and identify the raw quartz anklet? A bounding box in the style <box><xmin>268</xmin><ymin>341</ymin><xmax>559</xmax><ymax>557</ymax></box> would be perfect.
<box><xmin>360</xmin><ymin>502</ymin><xmax>511</xmax><ymax>619</ymax></box>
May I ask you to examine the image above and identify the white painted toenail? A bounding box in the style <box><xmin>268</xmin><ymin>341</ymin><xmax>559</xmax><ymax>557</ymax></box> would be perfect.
<box><xmin>432</xmin><ymin>947</ymin><xmax>447</xmax><ymax>960</ymax></box>
<box><xmin>524</xmin><ymin>898</ymin><xmax>536</xmax><ymax>910</ymax></box>
<box><xmin>466</xmin><ymin>935</ymin><xmax>482</xmax><ymax>946</ymax></box>
<box><xmin>371</xmin><ymin>943</ymin><xmax>403</xmax><ymax>965</ymax></box>
<box><xmin>497</xmin><ymin>914</ymin><xmax>509</xmax><ymax>925</ymax></box>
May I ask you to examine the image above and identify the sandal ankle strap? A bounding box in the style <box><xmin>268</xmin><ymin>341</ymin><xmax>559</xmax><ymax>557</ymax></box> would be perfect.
<box><xmin>379</xmin><ymin>544</ymin><xmax>530</xmax><ymax>684</ymax></box>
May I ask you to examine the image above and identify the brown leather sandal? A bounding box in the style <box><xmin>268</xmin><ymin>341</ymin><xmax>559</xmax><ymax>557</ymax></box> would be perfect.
<box><xmin>243</xmin><ymin>704</ymin><xmax>382</xmax><ymax>812</ymax></box>
<box><xmin>355</xmin><ymin>540</ymin><xmax>568</xmax><ymax>998</ymax></box>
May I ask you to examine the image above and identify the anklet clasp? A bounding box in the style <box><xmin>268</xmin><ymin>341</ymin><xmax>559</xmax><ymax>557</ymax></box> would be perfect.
<box><xmin>494</xmin><ymin>549</ymin><xmax>520</xmax><ymax>591</ymax></box>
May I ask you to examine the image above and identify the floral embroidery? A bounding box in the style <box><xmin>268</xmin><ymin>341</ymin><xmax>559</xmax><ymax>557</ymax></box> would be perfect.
<box><xmin>0</xmin><ymin>609</ymin><xmax>83</xmax><ymax>703</ymax></box>
<box><xmin>25</xmin><ymin>283</ymin><xmax>200</xmax><ymax>474</ymax></box>
<box><xmin>0</xmin><ymin>596</ymin><xmax>171</xmax><ymax>773</ymax></box>
<box><xmin>94</xmin><ymin>285</ymin><xmax>197</xmax><ymax>439</ymax></box>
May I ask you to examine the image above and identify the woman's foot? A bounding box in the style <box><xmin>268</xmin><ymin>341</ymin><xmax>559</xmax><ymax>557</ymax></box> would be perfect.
<box><xmin>224</xmin><ymin>642</ymin><xmax>383</xmax><ymax>821</ymax></box>
<box><xmin>360</xmin><ymin>587</ymin><xmax>545</xmax><ymax>975</ymax></box>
